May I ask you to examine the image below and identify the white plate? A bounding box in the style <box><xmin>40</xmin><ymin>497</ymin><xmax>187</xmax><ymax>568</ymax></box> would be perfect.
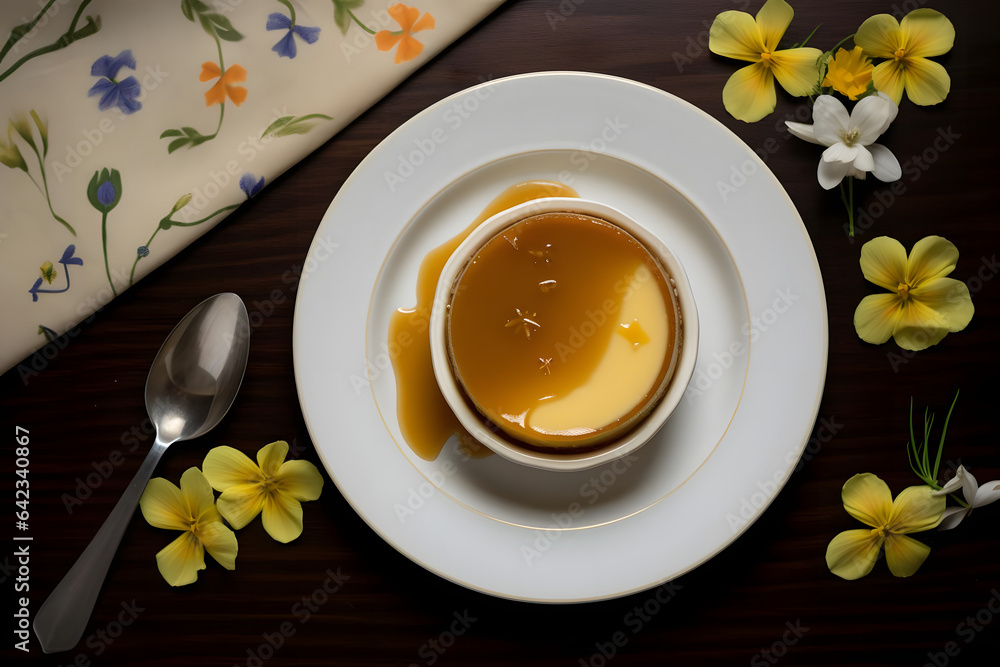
<box><xmin>293</xmin><ymin>72</ymin><xmax>827</xmax><ymax>603</ymax></box>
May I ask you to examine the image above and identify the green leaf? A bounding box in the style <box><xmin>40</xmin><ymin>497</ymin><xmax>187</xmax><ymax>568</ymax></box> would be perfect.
<box><xmin>29</xmin><ymin>110</ymin><xmax>47</xmax><ymax>156</ymax></box>
<box><xmin>181</xmin><ymin>126</ymin><xmax>200</xmax><ymax>137</ymax></box>
<box><xmin>167</xmin><ymin>137</ymin><xmax>190</xmax><ymax>154</ymax></box>
<box><xmin>160</xmin><ymin>128</ymin><xmax>183</xmax><ymax>138</ymax></box>
<box><xmin>262</xmin><ymin>113</ymin><xmax>333</xmax><ymax>139</ymax></box>
<box><xmin>332</xmin><ymin>0</ymin><xmax>365</xmax><ymax>35</ymax></box>
<box><xmin>181</xmin><ymin>0</ymin><xmax>195</xmax><ymax>22</ymax></box>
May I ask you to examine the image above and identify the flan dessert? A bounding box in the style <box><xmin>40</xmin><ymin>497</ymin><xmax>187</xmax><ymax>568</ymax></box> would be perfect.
<box><xmin>446</xmin><ymin>211</ymin><xmax>681</xmax><ymax>450</ymax></box>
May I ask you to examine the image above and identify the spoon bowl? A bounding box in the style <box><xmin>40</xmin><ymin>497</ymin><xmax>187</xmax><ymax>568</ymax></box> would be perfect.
<box><xmin>33</xmin><ymin>293</ymin><xmax>250</xmax><ymax>653</ymax></box>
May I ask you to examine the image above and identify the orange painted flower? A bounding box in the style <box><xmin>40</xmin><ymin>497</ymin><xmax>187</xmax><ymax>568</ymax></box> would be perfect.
<box><xmin>200</xmin><ymin>62</ymin><xmax>248</xmax><ymax>107</ymax></box>
<box><xmin>375</xmin><ymin>4</ymin><xmax>435</xmax><ymax>64</ymax></box>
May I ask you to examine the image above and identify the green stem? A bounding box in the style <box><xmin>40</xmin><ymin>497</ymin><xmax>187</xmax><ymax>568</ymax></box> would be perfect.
<box><xmin>0</xmin><ymin>0</ymin><xmax>98</xmax><ymax>83</ymax></box>
<box><xmin>828</xmin><ymin>33</ymin><xmax>856</xmax><ymax>55</ymax></box>
<box><xmin>0</xmin><ymin>0</ymin><xmax>59</xmax><ymax>64</ymax></box>
<box><xmin>348</xmin><ymin>9</ymin><xmax>376</xmax><ymax>34</ymax></box>
<box><xmin>36</xmin><ymin>151</ymin><xmax>75</xmax><ymax>236</ymax></box>
<box><xmin>840</xmin><ymin>179</ymin><xmax>854</xmax><ymax>237</ymax></box>
<box><xmin>277</xmin><ymin>0</ymin><xmax>296</xmax><ymax>25</ymax></box>
<box><xmin>129</xmin><ymin>203</ymin><xmax>239</xmax><ymax>285</ymax></box>
<box><xmin>101</xmin><ymin>210</ymin><xmax>117</xmax><ymax>297</ymax></box>
<box><xmin>793</xmin><ymin>24</ymin><xmax>822</xmax><ymax>49</ymax></box>
<box><xmin>169</xmin><ymin>203</ymin><xmax>239</xmax><ymax>227</ymax></box>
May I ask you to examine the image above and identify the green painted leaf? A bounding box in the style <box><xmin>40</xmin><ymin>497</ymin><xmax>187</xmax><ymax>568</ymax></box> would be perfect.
<box><xmin>262</xmin><ymin>114</ymin><xmax>333</xmax><ymax>139</ymax></box>
<box><xmin>181</xmin><ymin>126</ymin><xmax>200</xmax><ymax>138</ymax></box>
<box><xmin>30</xmin><ymin>110</ymin><xmax>47</xmax><ymax>156</ymax></box>
<box><xmin>181</xmin><ymin>0</ymin><xmax>195</xmax><ymax>22</ymax></box>
<box><xmin>167</xmin><ymin>137</ymin><xmax>190</xmax><ymax>154</ymax></box>
<box><xmin>160</xmin><ymin>129</ymin><xmax>183</xmax><ymax>138</ymax></box>
<box><xmin>332</xmin><ymin>0</ymin><xmax>365</xmax><ymax>35</ymax></box>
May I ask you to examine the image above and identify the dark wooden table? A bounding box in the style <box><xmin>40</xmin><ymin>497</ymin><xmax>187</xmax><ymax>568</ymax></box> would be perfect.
<box><xmin>4</xmin><ymin>1</ymin><xmax>998</xmax><ymax>665</ymax></box>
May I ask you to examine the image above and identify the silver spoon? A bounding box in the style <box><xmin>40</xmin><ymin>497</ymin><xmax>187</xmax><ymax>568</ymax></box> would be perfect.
<box><xmin>33</xmin><ymin>292</ymin><xmax>250</xmax><ymax>653</ymax></box>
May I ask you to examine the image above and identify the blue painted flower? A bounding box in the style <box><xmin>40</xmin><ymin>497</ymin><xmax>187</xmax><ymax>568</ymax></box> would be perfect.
<box><xmin>240</xmin><ymin>173</ymin><xmax>265</xmax><ymax>199</ymax></box>
<box><xmin>137</xmin><ymin>246</ymin><xmax>150</xmax><ymax>258</ymax></box>
<box><xmin>88</xmin><ymin>50</ymin><xmax>142</xmax><ymax>115</ymax></box>
<box><xmin>60</xmin><ymin>244</ymin><xmax>83</xmax><ymax>266</ymax></box>
<box><xmin>266</xmin><ymin>13</ymin><xmax>320</xmax><ymax>59</ymax></box>
<box><xmin>98</xmin><ymin>181</ymin><xmax>117</xmax><ymax>206</ymax></box>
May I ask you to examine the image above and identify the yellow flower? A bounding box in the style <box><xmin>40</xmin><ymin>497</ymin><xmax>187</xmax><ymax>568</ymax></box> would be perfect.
<box><xmin>854</xmin><ymin>9</ymin><xmax>954</xmax><ymax>105</ymax></box>
<box><xmin>854</xmin><ymin>236</ymin><xmax>974</xmax><ymax>351</ymax></box>
<box><xmin>822</xmin><ymin>46</ymin><xmax>874</xmax><ymax>100</ymax></box>
<box><xmin>40</xmin><ymin>261</ymin><xmax>56</xmax><ymax>284</ymax></box>
<box><xmin>139</xmin><ymin>467</ymin><xmax>238</xmax><ymax>586</ymax></box>
<box><xmin>203</xmin><ymin>441</ymin><xmax>324</xmax><ymax>543</ymax></box>
<box><xmin>826</xmin><ymin>473</ymin><xmax>944</xmax><ymax>580</ymax></box>
<box><xmin>709</xmin><ymin>0</ymin><xmax>823</xmax><ymax>122</ymax></box>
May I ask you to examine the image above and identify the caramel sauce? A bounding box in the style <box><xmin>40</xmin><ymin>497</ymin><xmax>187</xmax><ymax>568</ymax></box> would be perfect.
<box><xmin>389</xmin><ymin>181</ymin><xmax>579</xmax><ymax>460</ymax></box>
<box><xmin>448</xmin><ymin>212</ymin><xmax>676</xmax><ymax>449</ymax></box>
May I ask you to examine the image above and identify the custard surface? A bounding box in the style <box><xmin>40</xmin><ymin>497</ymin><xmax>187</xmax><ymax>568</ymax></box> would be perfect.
<box><xmin>448</xmin><ymin>212</ymin><xmax>677</xmax><ymax>449</ymax></box>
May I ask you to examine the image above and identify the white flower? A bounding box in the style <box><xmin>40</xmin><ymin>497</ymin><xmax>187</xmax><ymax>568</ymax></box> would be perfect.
<box><xmin>786</xmin><ymin>92</ymin><xmax>902</xmax><ymax>190</ymax></box>
<box><xmin>931</xmin><ymin>465</ymin><xmax>1000</xmax><ymax>530</ymax></box>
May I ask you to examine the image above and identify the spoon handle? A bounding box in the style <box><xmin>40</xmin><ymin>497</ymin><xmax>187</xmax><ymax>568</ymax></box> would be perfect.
<box><xmin>33</xmin><ymin>437</ymin><xmax>169</xmax><ymax>653</ymax></box>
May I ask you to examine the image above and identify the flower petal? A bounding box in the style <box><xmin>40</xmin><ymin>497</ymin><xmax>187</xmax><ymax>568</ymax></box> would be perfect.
<box><xmin>225</xmin><ymin>85</ymin><xmax>248</xmax><ymax>106</ymax></box>
<box><xmin>871</xmin><ymin>60</ymin><xmax>906</xmax><ymax>106</ymax></box>
<box><xmin>826</xmin><ymin>529</ymin><xmax>883</xmax><ymax>580</ymax></box>
<box><xmin>884</xmin><ymin>533</ymin><xmax>931</xmax><ymax>577</ymax></box>
<box><xmin>822</xmin><ymin>142</ymin><xmax>858</xmax><ymax>165</ymax></box>
<box><xmin>854</xmin><ymin>293</ymin><xmax>902</xmax><ymax>344</ymax></box>
<box><xmin>755</xmin><ymin>0</ymin><xmax>793</xmax><ymax>52</ymax></box>
<box><xmin>900</xmin><ymin>9</ymin><xmax>955</xmax><ymax>59</ymax></box>
<box><xmin>293</xmin><ymin>25</ymin><xmax>322</xmax><ymax>44</ymax></box>
<box><xmin>215</xmin><ymin>483</ymin><xmax>265</xmax><ymax>530</ymax></box>
<box><xmin>972</xmin><ymin>480</ymin><xmax>1000</xmax><ymax>508</ymax></box>
<box><xmin>722</xmin><ymin>62</ymin><xmax>776</xmax><ymax>123</ymax></box>
<box><xmin>852</xmin><ymin>93</ymin><xmax>897</xmax><ymax>144</ymax></box>
<box><xmin>855</xmin><ymin>14</ymin><xmax>902</xmax><ymax>59</ymax></box>
<box><xmin>869</xmin><ymin>144</ymin><xmax>901</xmax><ymax>182</ymax></box>
<box><xmin>410</xmin><ymin>12</ymin><xmax>434</xmax><ymax>34</ymax></box>
<box><xmin>770</xmin><ymin>47</ymin><xmax>823</xmax><ymax>97</ymax></box>
<box><xmin>203</xmin><ymin>445</ymin><xmax>262</xmax><ymax>491</ymax></box>
<box><xmin>266</xmin><ymin>12</ymin><xmax>292</xmax><ymax>31</ymax></box>
<box><xmin>275</xmin><ymin>459</ymin><xmax>324</xmax><ymax>501</ymax></box>
<box><xmin>842</xmin><ymin>473</ymin><xmax>894</xmax><ymax>528</ymax></box>
<box><xmin>852</xmin><ymin>144</ymin><xmax>875</xmax><ymax>173</ymax></box>
<box><xmin>272</xmin><ymin>31</ymin><xmax>297</xmax><ymax>59</ymax></box>
<box><xmin>375</xmin><ymin>30</ymin><xmax>402</xmax><ymax>52</ymax></box>
<box><xmin>936</xmin><ymin>506</ymin><xmax>969</xmax><ymax>531</ymax></box>
<box><xmin>906</xmin><ymin>236</ymin><xmax>959</xmax><ymax>285</ymax></box>
<box><xmin>393</xmin><ymin>34</ymin><xmax>424</xmax><ymax>64</ymax></box>
<box><xmin>817</xmin><ymin>158</ymin><xmax>852</xmax><ymax>190</ymax></box>
<box><xmin>887</xmin><ymin>485</ymin><xmax>945</xmax><ymax>533</ymax></box>
<box><xmin>932</xmin><ymin>465</ymin><xmax>967</xmax><ymax>496</ymax></box>
<box><xmin>892</xmin><ymin>302</ymin><xmax>951</xmax><ymax>350</ymax></box>
<box><xmin>257</xmin><ymin>441</ymin><xmax>289</xmax><ymax>477</ymax></box>
<box><xmin>262</xmin><ymin>492</ymin><xmax>304</xmax><ymax>543</ymax></box>
<box><xmin>199</xmin><ymin>522</ymin><xmax>238</xmax><ymax>570</ymax></box>
<box><xmin>179</xmin><ymin>467</ymin><xmax>217</xmax><ymax>519</ymax></box>
<box><xmin>140</xmin><ymin>478</ymin><xmax>188</xmax><ymax>531</ymax></box>
<box><xmin>709</xmin><ymin>9</ymin><xmax>763</xmax><ymax>62</ymax></box>
<box><xmin>908</xmin><ymin>277</ymin><xmax>974</xmax><ymax>333</ymax></box>
<box><xmin>860</xmin><ymin>236</ymin><xmax>908</xmax><ymax>291</ymax></box>
<box><xmin>199</xmin><ymin>61</ymin><xmax>222</xmax><ymax>82</ymax></box>
<box><xmin>901</xmin><ymin>57</ymin><xmax>951</xmax><ymax>106</ymax></box>
<box><xmin>155</xmin><ymin>532</ymin><xmax>205</xmax><ymax>587</ymax></box>
<box><xmin>785</xmin><ymin>121</ymin><xmax>820</xmax><ymax>144</ymax></box>
<box><xmin>811</xmin><ymin>95</ymin><xmax>850</xmax><ymax>146</ymax></box>
<box><xmin>388</xmin><ymin>3</ymin><xmax>420</xmax><ymax>33</ymax></box>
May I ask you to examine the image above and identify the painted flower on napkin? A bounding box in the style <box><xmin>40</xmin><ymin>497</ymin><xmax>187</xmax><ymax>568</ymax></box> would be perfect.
<box><xmin>89</xmin><ymin>50</ymin><xmax>143</xmax><ymax>115</ymax></box>
<box><xmin>203</xmin><ymin>441</ymin><xmax>324</xmax><ymax>543</ymax></box>
<box><xmin>376</xmin><ymin>4</ymin><xmax>436</xmax><ymax>64</ymax></box>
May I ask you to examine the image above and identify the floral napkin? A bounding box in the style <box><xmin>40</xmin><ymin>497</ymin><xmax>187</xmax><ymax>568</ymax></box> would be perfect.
<box><xmin>0</xmin><ymin>0</ymin><xmax>505</xmax><ymax>377</ymax></box>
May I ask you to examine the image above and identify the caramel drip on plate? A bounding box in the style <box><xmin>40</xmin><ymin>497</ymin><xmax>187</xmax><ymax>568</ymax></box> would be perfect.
<box><xmin>389</xmin><ymin>180</ymin><xmax>579</xmax><ymax>460</ymax></box>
